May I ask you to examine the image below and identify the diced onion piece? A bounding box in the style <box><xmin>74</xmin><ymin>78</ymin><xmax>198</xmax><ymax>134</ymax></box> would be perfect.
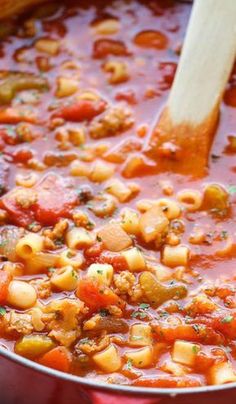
<box><xmin>162</xmin><ymin>245</ymin><xmax>189</xmax><ymax>267</ymax></box>
<box><xmin>97</xmin><ymin>223</ymin><xmax>132</xmax><ymax>252</ymax></box>
<box><xmin>93</xmin><ymin>344</ymin><xmax>121</xmax><ymax>372</ymax></box>
<box><xmin>209</xmin><ymin>362</ymin><xmax>236</xmax><ymax>385</ymax></box>
<box><xmin>7</xmin><ymin>280</ymin><xmax>37</xmax><ymax>309</ymax></box>
<box><xmin>151</xmin><ymin>264</ymin><xmax>172</xmax><ymax>281</ymax></box>
<box><xmin>129</xmin><ymin>324</ymin><xmax>152</xmax><ymax>346</ymax></box>
<box><xmin>87</xmin><ymin>263</ymin><xmax>114</xmax><ymax>286</ymax></box>
<box><xmin>122</xmin><ymin>247</ymin><xmax>146</xmax><ymax>271</ymax></box>
<box><xmin>125</xmin><ymin>346</ymin><xmax>153</xmax><ymax>368</ymax></box>
<box><xmin>172</xmin><ymin>340</ymin><xmax>199</xmax><ymax>366</ymax></box>
<box><xmin>50</xmin><ymin>266</ymin><xmax>78</xmax><ymax>291</ymax></box>
<box><xmin>139</xmin><ymin>206</ymin><xmax>169</xmax><ymax>243</ymax></box>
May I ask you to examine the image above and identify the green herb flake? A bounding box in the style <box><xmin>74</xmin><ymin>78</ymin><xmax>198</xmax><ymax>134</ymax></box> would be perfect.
<box><xmin>221</xmin><ymin>315</ymin><xmax>233</xmax><ymax>324</ymax></box>
<box><xmin>139</xmin><ymin>303</ymin><xmax>150</xmax><ymax>310</ymax></box>
<box><xmin>0</xmin><ymin>306</ymin><xmax>6</xmax><ymax>316</ymax></box>
<box><xmin>192</xmin><ymin>345</ymin><xmax>200</xmax><ymax>354</ymax></box>
<box><xmin>228</xmin><ymin>185</ymin><xmax>236</xmax><ymax>195</ymax></box>
<box><xmin>126</xmin><ymin>359</ymin><xmax>133</xmax><ymax>371</ymax></box>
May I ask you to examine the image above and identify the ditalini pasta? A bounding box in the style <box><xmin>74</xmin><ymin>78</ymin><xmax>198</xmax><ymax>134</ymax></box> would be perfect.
<box><xmin>0</xmin><ymin>0</ymin><xmax>235</xmax><ymax>389</ymax></box>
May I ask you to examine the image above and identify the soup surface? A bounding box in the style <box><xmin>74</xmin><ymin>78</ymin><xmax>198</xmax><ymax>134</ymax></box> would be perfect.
<box><xmin>0</xmin><ymin>0</ymin><xmax>236</xmax><ymax>388</ymax></box>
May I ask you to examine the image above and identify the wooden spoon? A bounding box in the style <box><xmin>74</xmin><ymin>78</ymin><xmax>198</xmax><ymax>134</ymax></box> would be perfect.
<box><xmin>147</xmin><ymin>0</ymin><xmax>236</xmax><ymax>176</ymax></box>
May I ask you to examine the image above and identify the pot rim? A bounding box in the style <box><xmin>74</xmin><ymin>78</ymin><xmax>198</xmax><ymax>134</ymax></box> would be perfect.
<box><xmin>1</xmin><ymin>346</ymin><xmax>236</xmax><ymax>396</ymax></box>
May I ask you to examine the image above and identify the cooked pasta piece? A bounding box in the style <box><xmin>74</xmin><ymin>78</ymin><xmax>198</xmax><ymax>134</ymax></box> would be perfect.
<box><xmin>66</xmin><ymin>227</ymin><xmax>94</xmax><ymax>249</ymax></box>
<box><xmin>122</xmin><ymin>247</ymin><xmax>146</xmax><ymax>271</ymax></box>
<box><xmin>162</xmin><ymin>245</ymin><xmax>190</xmax><ymax>267</ymax></box>
<box><xmin>177</xmin><ymin>189</ymin><xmax>203</xmax><ymax>212</ymax></box>
<box><xmin>16</xmin><ymin>233</ymin><xmax>44</xmax><ymax>259</ymax></box>
<box><xmin>50</xmin><ymin>266</ymin><xmax>78</xmax><ymax>291</ymax></box>
<box><xmin>7</xmin><ymin>280</ymin><xmax>37</xmax><ymax>309</ymax></box>
<box><xmin>87</xmin><ymin>263</ymin><xmax>114</xmax><ymax>286</ymax></box>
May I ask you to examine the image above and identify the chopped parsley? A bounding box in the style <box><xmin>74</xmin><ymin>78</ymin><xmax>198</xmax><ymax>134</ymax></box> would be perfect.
<box><xmin>221</xmin><ymin>315</ymin><xmax>233</xmax><ymax>324</ymax></box>
<box><xmin>126</xmin><ymin>359</ymin><xmax>133</xmax><ymax>370</ymax></box>
<box><xmin>139</xmin><ymin>303</ymin><xmax>150</xmax><ymax>310</ymax></box>
<box><xmin>228</xmin><ymin>185</ymin><xmax>236</xmax><ymax>195</ymax></box>
<box><xmin>0</xmin><ymin>307</ymin><xmax>6</xmax><ymax>316</ymax></box>
<box><xmin>192</xmin><ymin>345</ymin><xmax>200</xmax><ymax>354</ymax></box>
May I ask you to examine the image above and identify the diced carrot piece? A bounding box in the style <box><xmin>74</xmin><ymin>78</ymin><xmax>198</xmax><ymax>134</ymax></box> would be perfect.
<box><xmin>38</xmin><ymin>346</ymin><xmax>71</xmax><ymax>372</ymax></box>
<box><xmin>76</xmin><ymin>277</ymin><xmax>124</xmax><ymax>311</ymax></box>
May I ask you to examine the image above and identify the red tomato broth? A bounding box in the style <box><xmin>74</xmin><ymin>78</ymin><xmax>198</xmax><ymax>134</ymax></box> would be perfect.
<box><xmin>0</xmin><ymin>0</ymin><xmax>235</xmax><ymax>389</ymax></box>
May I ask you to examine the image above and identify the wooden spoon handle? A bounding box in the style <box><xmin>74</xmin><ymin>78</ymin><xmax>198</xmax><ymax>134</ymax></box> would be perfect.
<box><xmin>169</xmin><ymin>0</ymin><xmax>236</xmax><ymax>126</ymax></box>
<box><xmin>148</xmin><ymin>0</ymin><xmax>236</xmax><ymax>176</ymax></box>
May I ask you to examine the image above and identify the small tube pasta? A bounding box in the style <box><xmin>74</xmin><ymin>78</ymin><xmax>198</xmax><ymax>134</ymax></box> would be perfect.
<box><xmin>129</xmin><ymin>323</ymin><xmax>152</xmax><ymax>346</ymax></box>
<box><xmin>172</xmin><ymin>340</ymin><xmax>199</xmax><ymax>366</ymax></box>
<box><xmin>66</xmin><ymin>227</ymin><xmax>94</xmax><ymax>249</ymax></box>
<box><xmin>59</xmin><ymin>249</ymin><xmax>83</xmax><ymax>268</ymax></box>
<box><xmin>24</xmin><ymin>252</ymin><xmax>60</xmax><ymax>274</ymax></box>
<box><xmin>177</xmin><ymin>189</ymin><xmax>203</xmax><ymax>212</ymax></box>
<box><xmin>87</xmin><ymin>263</ymin><xmax>114</xmax><ymax>286</ymax></box>
<box><xmin>124</xmin><ymin>346</ymin><xmax>153</xmax><ymax>368</ymax></box>
<box><xmin>162</xmin><ymin>245</ymin><xmax>190</xmax><ymax>267</ymax></box>
<box><xmin>7</xmin><ymin>280</ymin><xmax>37</xmax><ymax>309</ymax></box>
<box><xmin>155</xmin><ymin>198</ymin><xmax>181</xmax><ymax>220</ymax></box>
<box><xmin>122</xmin><ymin>247</ymin><xmax>146</xmax><ymax>271</ymax></box>
<box><xmin>50</xmin><ymin>266</ymin><xmax>78</xmax><ymax>291</ymax></box>
<box><xmin>93</xmin><ymin>344</ymin><xmax>121</xmax><ymax>372</ymax></box>
<box><xmin>120</xmin><ymin>208</ymin><xmax>140</xmax><ymax>235</ymax></box>
<box><xmin>16</xmin><ymin>233</ymin><xmax>44</xmax><ymax>259</ymax></box>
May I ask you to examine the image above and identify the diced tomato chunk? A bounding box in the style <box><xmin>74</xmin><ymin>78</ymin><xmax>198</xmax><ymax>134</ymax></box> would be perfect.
<box><xmin>33</xmin><ymin>174</ymin><xmax>77</xmax><ymax>225</ymax></box>
<box><xmin>1</xmin><ymin>174</ymin><xmax>77</xmax><ymax>227</ymax></box>
<box><xmin>93</xmin><ymin>39</ymin><xmax>130</xmax><ymax>58</ymax></box>
<box><xmin>1</xmin><ymin>187</ymin><xmax>36</xmax><ymax>227</ymax></box>
<box><xmin>76</xmin><ymin>278</ymin><xmax>123</xmax><ymax>311</ymax></box>
<box><xmin>0</xmin><ymin>271</ymin><xmax>11</xmax><ymax>304</ymax></box>
<box><xmin>12</xmin><ymin>147</ymin><xmax>34</xmax><ymax>163</ymax></box>
<box><xmin>53</xmin><ymin>99</ymin><xmax>106</xmax><ymax>122</ymax></box>
<box><xmin>38</xmin><ymin>347</ymin><xmax>71</xmax><ymax>372</ymax></box>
